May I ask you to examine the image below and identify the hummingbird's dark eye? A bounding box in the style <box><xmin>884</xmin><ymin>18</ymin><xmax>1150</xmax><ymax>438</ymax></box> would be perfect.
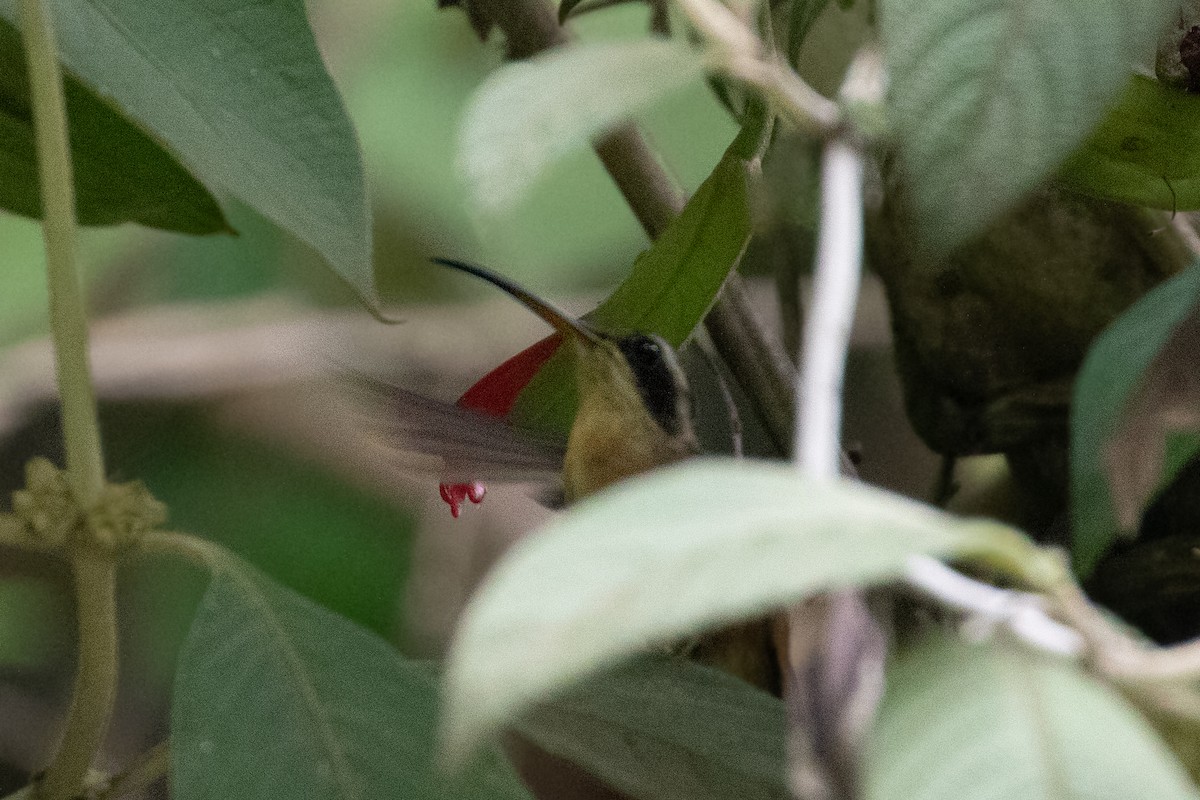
<box><xmin>617</xmin><ymin>334</ymin><xmax>681</xmax><ymax>435</ymax></box>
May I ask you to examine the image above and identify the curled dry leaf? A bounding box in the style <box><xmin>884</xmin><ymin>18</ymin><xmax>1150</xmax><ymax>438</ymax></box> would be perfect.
<box><xmin>1104</xmin><ymin>310</ymin><xmax>1200</xmax><ymax>531</ymax></box>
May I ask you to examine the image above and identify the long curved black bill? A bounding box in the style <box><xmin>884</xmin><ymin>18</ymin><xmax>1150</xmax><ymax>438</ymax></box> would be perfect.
<box><xmin>433</xmin><ymin>258</ymin><xmax>602</xmax><ymax>345</ymax></box>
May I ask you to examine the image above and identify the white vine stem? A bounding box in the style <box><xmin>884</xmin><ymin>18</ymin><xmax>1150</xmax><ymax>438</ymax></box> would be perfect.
<box><xmin>666</xmin><ymin>0</ymin><xmax>855</xmax><ymax>470</ymax></box>
<box><xmin>785</xmin><ymin>50</ymin><xmax>1082</xmax><ymax>655</ymax></box>
<box><xmin>795</xmin><ymin>138</ymin><xmax>863</xmax><ymax>477</ymax></box>
<box><xmin>672</xmin><ymin>0</ymin><xmax>841</xmax><ymax>138</ymax></box>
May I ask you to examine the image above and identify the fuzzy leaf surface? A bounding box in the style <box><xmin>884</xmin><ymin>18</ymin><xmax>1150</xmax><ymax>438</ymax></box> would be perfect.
<box><xmin>460</xmin><ymin>38</ymin><xmax>707</xmax><ymax>215</ymax></box>
<box><xmin>441</xmin><ymin>458</ymin><xmax>1032</xmax><ymax>762</ymax></box>
<box><xmin>879</xmin><ymin>0</ymin><xmax>1174</xmax><ymax>252</ymax></box>
<box><xmin>865</xmin><ymin>632</ymin><xmax>1198</xmax><ymax>800</ymax></box>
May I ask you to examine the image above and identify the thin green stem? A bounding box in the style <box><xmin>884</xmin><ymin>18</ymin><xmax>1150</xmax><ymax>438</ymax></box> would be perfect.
<box><xmin>138</xmin><ymin>529</ymin><xmax>228</xmax><ymax>572</ymax></box>
<box><xmin>22</xmin><ymin>2</ymin><xmax>116</xmax><ymax>797</ymax></box>
<box><xmin>40</xmin><ymin>557</ymin><xmax>118</xmax><ymax>800</ymax></box>
<box><xmin>20</xmin><ymin>0</ymin><xmax>105</xmax><ymax>504</ymax></box>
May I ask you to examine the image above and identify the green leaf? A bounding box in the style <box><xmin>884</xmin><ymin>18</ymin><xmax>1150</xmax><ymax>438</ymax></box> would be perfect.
<box><xmin>516</xmin><ymin>656</ymin><xmax>788</xmax><ymax>800</ymax></box>
<box><xmin>509</xmin><ymin>131</ymin><xmax>752</xmax><ymax>434</ymax></box>
<box><xmin>785</xmin><ymin>0</ymin><xmax>832</xmax><ymax>68</ymax></box>
<box><xmin>0</xmin><ymin>17</ymin><xmax>226</xmax><ymax>234</ymax></box>
<box><xmin>440</xmin><ymin>457</ymin><xmax>1034</xmax><ymax>763</ymax></box>
<box><xmin>0</xmin><ymin>0</ymin><xmax>374</xmax><ymax>305</ymax></box>
<box><xmin>1059</xmin><ymin>75</ymin><xmax>1200</xmax><ymax>210</ymax></box>
<box><xmin>1071</xmin><ymin>263</ymin><xmax>1200</xmax><ymax>576</ymax></box>
<box><xmin>879</xmin><ymin>0</ymin><xmax>1175</xmax><ymax>253</ymax></box>
<box><xmin>865</xmin><ymin>632</ymin><xmax>1198</xmax><ymax>800</ymax></box>
<box><xmin>460</xmin><ymin>38</ymin><xmax>708</xmax><ymax>215</ymax></box>
<box><xmin>173</xmin><ymin>555</ymin><xmax>532</xmax><ymax>800</ymax></box>
<box><xmin>103</xmin><ymin>407</ymin><xmax>416</xmax><ymax>637</ymax></box>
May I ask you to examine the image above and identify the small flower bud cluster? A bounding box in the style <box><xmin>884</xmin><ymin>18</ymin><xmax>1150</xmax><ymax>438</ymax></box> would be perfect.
<box><xmin>12</xmin><ymin>458</ymin><xmax>79</xmax><ymax>548</ymax></box>
<box><xmin>10</xmin><ymin>457</ymin><xmax>166</xmax><ymax>552</ymax></box>
<box><xmin>88</xmin><ymin>481</ymin><xmax>167</xmax><ymax>551</ymax></box>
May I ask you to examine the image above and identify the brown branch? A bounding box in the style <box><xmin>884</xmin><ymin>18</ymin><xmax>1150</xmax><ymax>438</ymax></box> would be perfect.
<box><xmin>592</xmin><ymin>132</ymin><xmax>684</xmax><ymax>238</ymax></box>
<box><xmin>704</xmin><ymin>277</ymin><xmax>795</xmax><ymax>454</ymax></box>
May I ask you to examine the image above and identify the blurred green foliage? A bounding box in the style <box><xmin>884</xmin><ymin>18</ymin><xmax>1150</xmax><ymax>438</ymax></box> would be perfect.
<box><xmin>106</xmin><ymin>405</ymin><xmax>415</xmax><ymax>676</ymax></box>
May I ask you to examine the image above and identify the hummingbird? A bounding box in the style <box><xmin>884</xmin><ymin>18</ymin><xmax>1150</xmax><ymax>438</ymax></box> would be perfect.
<box><xmin>374</xmin><ymin>258</ymin><xmax>782</xmax><ymax>693</ymax></box>
<box><xmin>379</xmin><ymin>258</ymin><xmax>701</xmax><ymax>514</ymax></box>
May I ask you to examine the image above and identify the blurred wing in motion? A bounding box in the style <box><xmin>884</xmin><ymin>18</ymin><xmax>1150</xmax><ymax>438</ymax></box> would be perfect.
<box><xmin>349</xmin><ymin>375</ymin><xmax>566</xmax><ymax>499</ymax></box>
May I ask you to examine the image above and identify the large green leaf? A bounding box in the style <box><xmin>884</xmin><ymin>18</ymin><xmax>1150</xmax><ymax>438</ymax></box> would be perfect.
<box><xmin>460</xmin><ymin>38</ymin><xmax>707</xmax><ymax>216</ymax></box>
<box><xmin>172</xmin><ymin>554</ymin><xmax>531</xmax><ymax>800</ymax></box>
<box><xmin>1059</xmin><ymin>75</ymin><xmax>1200</xmax><ymax>210</ymax></box>
<box><xmin>440</xmin><ymin>457</ymin><xmax>1034</xmax><ymax>763</ymax></box>
<box><xmin>509</xmin><ymin>131</ymin><xmax>753</xmax><ymax>434</ymax></box>
<box><xmin>0</xmin><ymin>0</ymin><xmax>374</xmax><ymax>304</ymax></box>
<box><xmin>517</xmin><ymin>656</ymin><xmax>788</xmax><ymax>800</ymax></box>
<box><xmin>1071</xmin><ymin>263</ymin><xmax>1200</xmax><ymax>576</ymax></box>
<box><xmin>0</xmin><ymin>17</ymin><xmax>226</xmax><ymax>233</ymax></box>
<box><xmin>865</xmin><ymin>632</ymin><xmax>1198</xmax><ymax>800</ymax></box>
<box><xmin>879</xmin><ymin>0</ymin><xmax>1175</xmax><ymax>253</ymax></box>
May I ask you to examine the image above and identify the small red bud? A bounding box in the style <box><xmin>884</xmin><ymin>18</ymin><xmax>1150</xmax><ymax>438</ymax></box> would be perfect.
<box><xmin>439</xmin><ymin>481</ymin><xmax>487</xmax><ymax>518</ymax></box>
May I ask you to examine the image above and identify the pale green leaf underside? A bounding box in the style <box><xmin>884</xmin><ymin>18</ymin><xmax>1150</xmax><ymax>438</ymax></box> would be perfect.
<box><xmin>1059</xmin><ymin>75</ymin><xmax>1200</xmax><ymax>210</ymax></box>
<box><xmin>441</xmin><ymin>457</ymin><xmax>1030</xmax><ymax>763</ymax></box>
<box><xmin>0</xmin><ymin>0</ymin><xmax>374</xmax><ymax>304</ymax></box>
<box><xmin>1071</xmin><ymin>263</ymin><xmax>1200</xmax><ymax>576</ymax></box>
<box><xmin>173</xmin><ymin>556</ymin><xmax>531</xmax><ymax>800</ymax></box>
<box><xmin>460</xmin><ymin>38</ymin><xmax>708</xmax><ymax>214</ymax></box>
<box><xmin>866</xmin><ymin>633</ymin><xmax>1198</xmax><ymax>800</ymax></box>
<box><xmin>880</xmin><ymin>0</ymin><xmax>1175</xmax><ymax>252</ymax></box>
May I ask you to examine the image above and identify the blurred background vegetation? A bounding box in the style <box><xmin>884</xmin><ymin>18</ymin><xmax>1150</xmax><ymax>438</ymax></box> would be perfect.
<box><xmin>0</xmin><ymin>0</ymin><xmax>933</xmax><ymax>786</ymax></box>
